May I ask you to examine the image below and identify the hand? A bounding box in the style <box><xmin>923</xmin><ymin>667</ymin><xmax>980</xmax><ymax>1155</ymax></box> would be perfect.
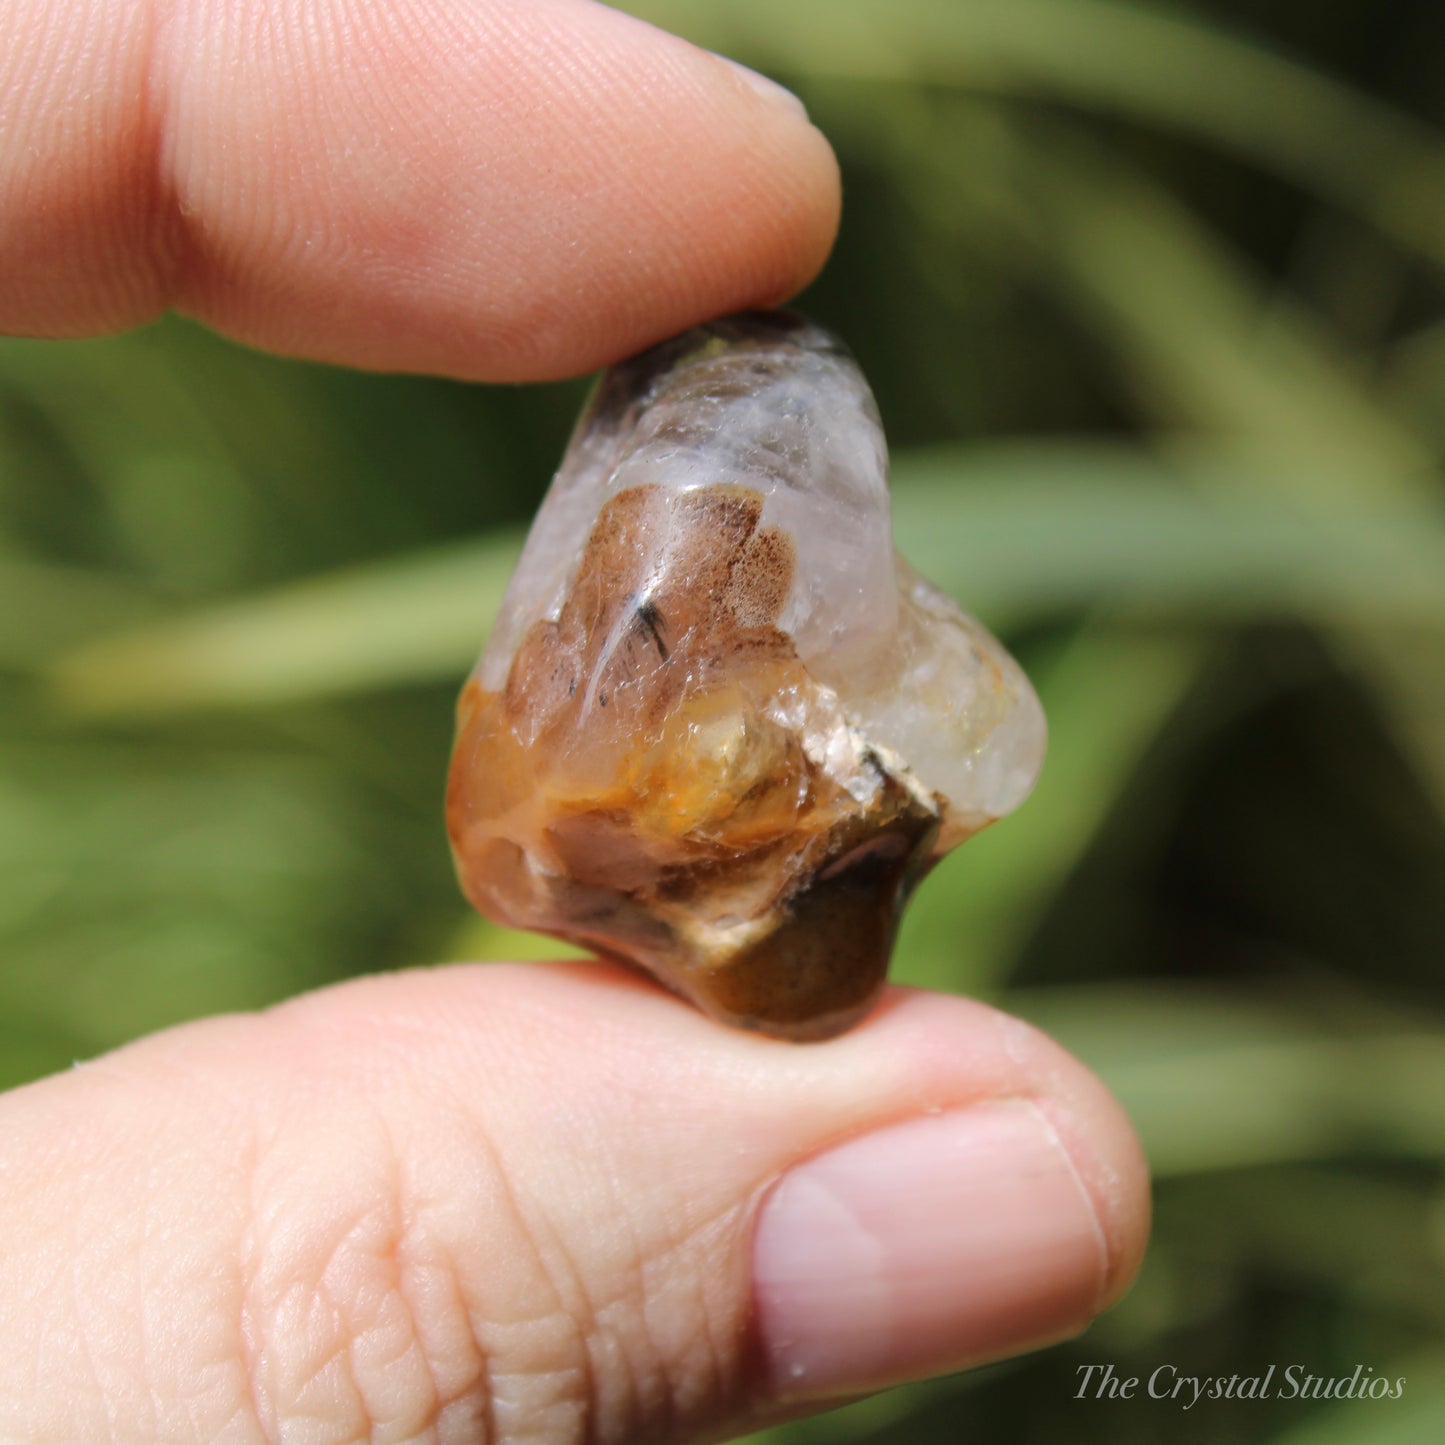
<box><xmin>0</xmin><ymin>2</ymin><xmax>1149</xmax><ymax>1442</ymax></box>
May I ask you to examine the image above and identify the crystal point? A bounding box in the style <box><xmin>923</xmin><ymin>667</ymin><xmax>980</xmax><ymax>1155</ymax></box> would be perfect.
<box><xmin>447</xmin><ymin>312</ymin><xmax>1045</xmax><ymax>1039</ymax></box>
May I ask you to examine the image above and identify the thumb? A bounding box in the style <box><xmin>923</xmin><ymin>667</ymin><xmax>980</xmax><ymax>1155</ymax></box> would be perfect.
<box><xmin>0</xmin><ymin>963</ymin><xmax>1148</xmax><ymax>1443</ymax></box>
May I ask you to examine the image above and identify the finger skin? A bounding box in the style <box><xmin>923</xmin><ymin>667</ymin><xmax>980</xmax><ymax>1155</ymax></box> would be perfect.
<box><xmin>0</xmin><ymin>0</ymin><xmax>840</xmax><ymax>378</ymax></box>
<box><xmin>0</xmin><ymin>963</ymin><xmax>1149</xmax><ymax>1444</ymax></box>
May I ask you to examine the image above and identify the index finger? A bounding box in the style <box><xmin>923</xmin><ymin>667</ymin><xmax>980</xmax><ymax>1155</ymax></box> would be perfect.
<box><xmin>0</xmin><ymin>0</ymin><xmax>840</xmax><ymax>379</ymax></box>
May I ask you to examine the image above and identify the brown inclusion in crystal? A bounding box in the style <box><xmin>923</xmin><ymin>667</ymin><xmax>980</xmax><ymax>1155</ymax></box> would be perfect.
<box><xmin>447</xmin><ymin>479</ymin><xmax>940</xmax><ymax>1040</ymax></box>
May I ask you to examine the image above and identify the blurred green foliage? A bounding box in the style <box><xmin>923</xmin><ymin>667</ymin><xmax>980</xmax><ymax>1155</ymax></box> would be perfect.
<box><xmin>3</xmin><ymin>1</ymin><xmax>1444</xmax><ymax>1441</ymax></box>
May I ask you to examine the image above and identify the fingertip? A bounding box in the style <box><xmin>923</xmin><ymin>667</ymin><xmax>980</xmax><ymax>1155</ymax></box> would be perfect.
<box><xmin>0</xmin><ymin>0</ymin><xmax>842</xmax><ymax>373</ymax></box>
<box><xmin>447</xmin><ymin>21</ymin><xmax>844</xmax><ymax>378</ymax></box>
<box><xmin>158</xmin><ymin>0</ymin><xmax>842</xmax><ymax>379</ymax></box>
<box><xmin>1034</xmin><ymin>1093</ymin><xmax>1151</xmax><ymax>1316</ymax></box>
<box><xmin>751</xmin><ymin>1099</ymin><xmax>1111</xmax><ymax>1403</ymax></box>
<box><xmin>746</xmin><ymin>992</ymin><xmax>1151</xmax><ymax>1405</ymax></box>
<box><xmin>976</xmin><ymin>1006</ymin><xmax>1152</xmax><ymax>1314</ymax></box>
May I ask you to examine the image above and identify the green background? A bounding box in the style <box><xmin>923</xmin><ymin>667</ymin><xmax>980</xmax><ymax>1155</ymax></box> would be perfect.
<box><xmin>3</xmin><ymin>1</ymin><xmax>1444</xmax><ymax>1440</ymax></box>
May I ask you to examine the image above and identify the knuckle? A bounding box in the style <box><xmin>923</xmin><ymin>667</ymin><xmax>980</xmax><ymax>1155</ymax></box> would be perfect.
<box><xmin>236</xmin><ymin>1092</ymin><xmax>598</xmax><ymax>1444</ymax></box>
<box><xmin>238</xmin><ymin>1099</ymin><xmax>479</xmax><ymax>1441</ymax></box>
<box><xmin>233</xmin><ymin>1063</ymin><xmax>747</xmax><ymax>1444</ymax></box>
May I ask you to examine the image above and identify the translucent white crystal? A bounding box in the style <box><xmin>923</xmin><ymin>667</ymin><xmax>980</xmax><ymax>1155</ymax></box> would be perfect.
<box><xmin>476</xmin><ymin>312</ymin><xmax>1045</xmax><ymax>841</ymax></box>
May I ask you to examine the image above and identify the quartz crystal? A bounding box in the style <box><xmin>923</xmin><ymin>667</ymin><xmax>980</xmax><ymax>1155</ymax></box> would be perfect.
<box><xmin>447</xmin><ymin>312</ymin><xmax>1045</xmax><ymax>1039</ymax></box>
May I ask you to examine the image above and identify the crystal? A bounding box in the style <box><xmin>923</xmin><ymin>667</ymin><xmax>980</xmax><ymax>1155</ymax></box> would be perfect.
<box><xmin>447</xmin><ymin>312</ymin><xmax>1045</xmax><ymax>1039</ymax></box>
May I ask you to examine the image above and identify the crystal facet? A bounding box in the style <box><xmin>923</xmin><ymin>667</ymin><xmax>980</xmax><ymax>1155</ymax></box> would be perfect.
<box><xmin>447</xmin><ymin>312</ymin><xmax>1045</xmax><ymax>1039</ymax></box>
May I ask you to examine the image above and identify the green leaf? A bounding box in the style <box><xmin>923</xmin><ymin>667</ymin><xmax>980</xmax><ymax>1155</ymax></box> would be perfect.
<box><xmin>1008</xmin><ymin>983</ymin><xmax>1445</xmax><ymax>1175</ymax></box>
<box><xmin>442</xmin><ymin>914</ymin><xmax>591</xmax><ymax>964</ymax></box>
<box><xmin>879</xmin><ymin>105</ymin><xmax>1435</xmax><ymax>492</ymax></box>
<box><xmin>623</xmin><ymin>0</ymin><xmax>1445</xmax><ymax>275</ymax></box>
<box><xmin>45</xmin><ymin>531</ymin><xmax>521</xmax><ymax>714</ymax></box>
<box><xmin>892</xmin><ymin>444</ymin><xmax>1445</xmax><ymax>630</ymax></box>
<box><xmin>42</xmin><ymin>442</ymin><xmax>1445</xmax><ymax>715</ymax></box>
<box><xmin>0</xmin><ymin>560</ymin><xmax>156</xmax><ymax>665</ymax></box>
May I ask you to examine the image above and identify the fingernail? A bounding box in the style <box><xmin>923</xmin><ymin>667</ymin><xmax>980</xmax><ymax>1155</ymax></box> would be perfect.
<box><xmin>752</xmin><ymin>1100</ymin><xmax>1108</xmax><ymax>1403</ymax></box>
<box><xmin>716</xmin><ymin>56</ymin><xmax>808</xmax><ymax>118</ymax></box>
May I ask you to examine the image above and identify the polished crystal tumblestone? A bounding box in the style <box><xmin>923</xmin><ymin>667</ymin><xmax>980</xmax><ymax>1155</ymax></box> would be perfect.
<box><xmin>447</xmin><ymin>312</ymin><xmax>1045</xmax><ymax>1039</ymax></box>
